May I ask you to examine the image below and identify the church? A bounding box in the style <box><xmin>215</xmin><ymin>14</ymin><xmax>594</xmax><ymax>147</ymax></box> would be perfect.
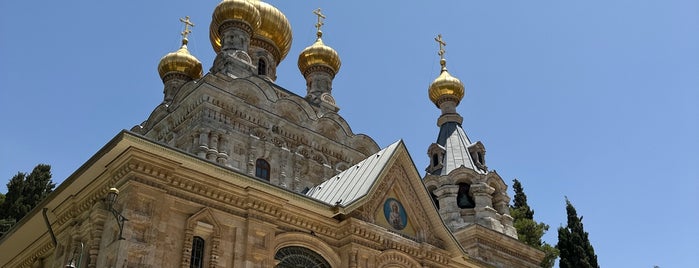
<box><xmin>0</xmin><ymin>1</ymin><xmax>544</xmax><ymax>267</ymax></box>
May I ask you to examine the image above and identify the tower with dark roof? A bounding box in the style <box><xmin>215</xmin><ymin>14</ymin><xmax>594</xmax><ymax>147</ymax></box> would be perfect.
<box><xmin>423</xmin><ymin>35</ymin><xmax>517</xmax><ymax>238</ymax></box>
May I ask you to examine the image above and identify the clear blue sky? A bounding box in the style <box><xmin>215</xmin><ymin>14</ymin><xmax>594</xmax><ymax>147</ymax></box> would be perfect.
<box><xmin>1</xmin><ymin>1</ymin><xmax>697</xmax><ymax>267</ymax></box>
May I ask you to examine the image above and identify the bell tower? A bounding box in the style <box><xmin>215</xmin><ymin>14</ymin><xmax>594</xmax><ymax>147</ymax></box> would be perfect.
<box><xmin>422</xmin><ymin>35</ymin><xmax>517</xmax><ymax>238</ymax></box>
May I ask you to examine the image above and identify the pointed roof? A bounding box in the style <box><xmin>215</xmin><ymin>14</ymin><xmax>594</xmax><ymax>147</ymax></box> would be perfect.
<box><xmin>432</xmin><ymin>122</ymin><xmax>485</xmax><ymax>176</ymax></box>
<box><xmin>306</xmin><ymin>140</ymin><xmax>401</xmax><ymax>206</ymax></box>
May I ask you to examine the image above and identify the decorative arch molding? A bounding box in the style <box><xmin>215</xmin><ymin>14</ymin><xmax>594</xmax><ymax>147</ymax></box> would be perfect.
<box><xmin>239</xmin><ymin>76</ymin><xmax>281</xmax><ymax>103</ymax></box>
<box><xmin>316</xmin><ymin>118</ymin><xmax>342</xmax><ymax>141</ymax></box>
<box><xmin>310</xmin><ymin>151</ymin><xmax>329</xmax><ymax>166</ymax></box>
<box><xmin>274</xmin><ymin>98</ymin><xmax>318</xmax><ymax>123</ymax></box>
<box><xmin>180</xmin><ymin>207</ymin><xmax>222</xmax><ymax>268</ymax></box>
<box><xmin>422</xmin><ymin>175</ymin><xmax>441</xmax><ymax>189</ymax></box>
<box><xmin>485</xmin><ymin>172</ymin><xmax>508</xmax><ymax>194</ymax></box>
<box><xmin>446</xmin><ymin>167</ymin><xmax>483</xmax><ymax>185</ymax></box>
<box><xmin>217</xmin><ymin>78</ymin><xmax>274</xmax><ymax>107</ymax></box>
<box><xmin>317</xmin><ymin>113</ymin><xmax>354</xmax><ymax>137</ymax></box>
<box><xmin>169</xmin><ymin>78</ymin><xmax>201</xmax><ymax>105</ymax></box>
<box><xmin>375</xmin><ymin>249</ymin><xmax>422</xmax><ymax>268</ymax></box>
<box><xmin>351</xmin><ymin>134</ymin><xmax>381</xmax><ymax>156</ymax></box>
<box><xmin>273</xmin><ymin>232</ymin><xmax>341</xmax><ymax>268</ymax></box>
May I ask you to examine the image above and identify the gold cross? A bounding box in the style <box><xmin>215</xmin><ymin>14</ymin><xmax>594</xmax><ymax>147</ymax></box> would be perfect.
<box><xmin>313</xmin><ymin>8</ymin><xmax>326</xmax><ymax>37</ymax></box>
<box><xmin>435</xmin><ymin>34</ymin><xmax>447</xmax><ymax>60</ymax></box>
<box><xmin>179</xmin><ymin>16</ymin><xmax>195</xmax><ymax>40</ymax></box>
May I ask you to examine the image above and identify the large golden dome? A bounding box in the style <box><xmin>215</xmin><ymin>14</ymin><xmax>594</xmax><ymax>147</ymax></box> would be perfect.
<box><xmin>298</xmin><ymin>34</ymin><xmax>341</xmax><ymax>77</ymax></box>
<box><xmin>209</xmin><ymin>0</ymin><xmax>262</xmax><ymax>53</ymax></box>
<box><xmin>428</xmin><ymin>59</ymin><xmax>465</xmax><ymax>106</ymax></box>
<box><xmin>158</xmin><ymin>39</ymin><xmax>203</xmax><ymax>80</ymax></box>
<box><xmin>250</xmin><ymin>0</ymin><xmax>292</xmax><ymax>62</ymax></box>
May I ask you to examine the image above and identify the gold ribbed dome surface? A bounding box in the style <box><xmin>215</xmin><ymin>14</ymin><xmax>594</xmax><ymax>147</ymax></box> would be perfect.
<box><xmin>158</xmin><ymin>40</ymin><xmax>203</xmax><ymax>80</ymax></box>
<box><xmin>210</xmin><ymin>0</ymin><xmax>261</xmax><ymax>53</ymax></box>
<box><xmin>250</xmin><ymin>0</ymin><xmax>292</xmax><ymax>61</ymax></box>
<box><xmin>428</xmin><ymin>60</ymin><xmax>465</xmax><ymax>106</ymax></box>
<box><xmin>298</xmin><ymin>36</ymin><xmax>341</xmax><ymax>76</ymax></box>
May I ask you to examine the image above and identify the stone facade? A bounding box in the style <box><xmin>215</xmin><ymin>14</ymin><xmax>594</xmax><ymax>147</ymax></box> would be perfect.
<box><xmin>0</xmin><ymin>1</ymin><xmax>544</xmax><ymax>268</ymax></box>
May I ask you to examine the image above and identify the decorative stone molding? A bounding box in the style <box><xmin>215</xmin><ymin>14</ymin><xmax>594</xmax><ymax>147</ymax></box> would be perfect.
<box><xmin>376</xmin><ymin>249</ymin><xmax>422</xmax><ymax>268</ymax></box>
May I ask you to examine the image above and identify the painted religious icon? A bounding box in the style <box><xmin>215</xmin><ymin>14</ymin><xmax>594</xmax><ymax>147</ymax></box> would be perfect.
<box><xmin>383</xmin><ymin>198</ymin><xmax>407</xmax><ymax>230</ymax></box>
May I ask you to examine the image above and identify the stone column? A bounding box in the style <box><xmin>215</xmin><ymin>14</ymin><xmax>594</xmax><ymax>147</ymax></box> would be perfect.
<box><xmin>217</xmin><ymin>136</ymin><xmax>229</xmax><ymax>164</ymax></box>
<box><xmin>434</xmin><ymin>185</ymin><xmax>465</xmax><ymax>230</ymax></box>
<box><xmin>197</xmin><ymin>128</ymin><xmax>210</xmax><ymax>158</ymax></box>
<box><xmin>207</xmin><ymin>131</ymin><xmax>220</xmax><ymax>161</ymax></box>
<box><xmin>471</xmin><ymin>182</ymin><xmax>501</xmax><ymax>231</ymax></box>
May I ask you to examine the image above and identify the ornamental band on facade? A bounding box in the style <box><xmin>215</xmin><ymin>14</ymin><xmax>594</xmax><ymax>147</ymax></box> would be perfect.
<box><xmin>0</xmin><ymin>1</ymin><xmax>544</xmax><ymax>267</ymax></box>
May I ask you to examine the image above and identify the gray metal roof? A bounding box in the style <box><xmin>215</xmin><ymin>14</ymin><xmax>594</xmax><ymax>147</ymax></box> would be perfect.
<box><xmin>434</xmin><ymin>122</ymin><xmax>484</xmax><ymax>175</ymax></box>
<box><xmin>305</xmin><ymin>140</ymin><xmax>402</xmax><ymax>206</ymax></box>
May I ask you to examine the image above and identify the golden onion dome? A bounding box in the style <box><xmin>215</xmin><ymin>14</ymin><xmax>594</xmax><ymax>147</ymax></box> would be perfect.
<box><xmin>249</xmin><ymin>0</ymin><xmax>292</xmax><ymax>62</ymax></box>
<box><xmin>298</xmin><ymin>33</ymin><xmax>341</xmax><ymax>77</ymax></box>
<box><xmin>209</xmin><ymin>0</ymin><xmax>261</xmax><ymax>53</ymax></box>
<box><xmin>428</xmin><ymin>58</ymin><xmax>465</xmax><ymax>106</ymax></box>
<box><xmin>158</xmin><ymin>39</ymin><xmax>203</xmax><ymax>80</ymax></box>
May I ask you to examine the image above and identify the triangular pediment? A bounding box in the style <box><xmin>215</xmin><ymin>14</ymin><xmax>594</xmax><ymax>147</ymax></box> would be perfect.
<box><xmin>308</xmin><ymin>141</ymin><xmax>466</xmax><ymax>255</ymax></box>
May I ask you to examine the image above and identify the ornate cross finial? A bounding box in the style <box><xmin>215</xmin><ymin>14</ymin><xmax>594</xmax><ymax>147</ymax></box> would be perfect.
<box><xmin>435</xmin><ymin>34</ymin><xmax>447</xmax><ymax>60</ymax></box>
<box><xmin>179</xmin><ymin>16</ymin><xmax>195</xmax><ymax>42</ymax></box>
<box><xmin>435</xmin><ymin>34</ymin><xmax>448</xmax><ymax>70</ymax></box>
<box><xmin>313</xmin><ymin>8</ymin><xmax>326</xmax><ymax>38</ymax></box>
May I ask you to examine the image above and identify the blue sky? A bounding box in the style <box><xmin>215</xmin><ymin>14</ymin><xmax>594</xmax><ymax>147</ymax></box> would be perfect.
<box><xmin>1</xmin><ymin>1</ymin><xmax>698</xmax><ymax>267</ymax></box>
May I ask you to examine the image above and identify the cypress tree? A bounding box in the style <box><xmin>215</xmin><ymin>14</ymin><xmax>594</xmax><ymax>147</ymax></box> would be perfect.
<box><xmin>510</xmin><ymin>179</ymin><xmax>559</xmax><ymax>268</ymax></box>
<box><xmin>557</xmin><ymin>197</ymin><xmax>599</xmax><ymax>268</ymax></box>
<box><xmin>0</xmin><ymin>164</ymin><xmax>55</xmax><ymax>235</ymax></box>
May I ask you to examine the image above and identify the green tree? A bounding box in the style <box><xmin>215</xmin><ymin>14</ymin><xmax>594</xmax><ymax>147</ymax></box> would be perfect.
<box><xmin>0</xmin><ymin>164</ymin><xmax>55</xmax><ymax>235</ymax></box>
<box><xmin>557</xmin><ymin>197</ymin><xmax>599</xmax><ymax>268</ymax></box>
<box><xmin>510</xmin><ymin>179</ymin><xmax>559</xmax><ymax>268</ymax></box>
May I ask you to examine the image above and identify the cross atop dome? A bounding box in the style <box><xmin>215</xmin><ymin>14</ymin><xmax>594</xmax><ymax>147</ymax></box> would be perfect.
<box><xmin>313</xmin><ymin>8</ymin><xmax>326</xmax><ymax>38</ymax></box>
<box><xmin>435</xmin><ymin>34</ymin><xmax>446</xmax><ymax>59</ymax></box>
<box><xmin>179</xmin><ymin>16</ymin><xmax>194</xmax><ymax>43</ymax></box>
<box><xmin>435</xmin><ymin>34</ymin><xmax>448</xmax><ymax>71</ymax></box>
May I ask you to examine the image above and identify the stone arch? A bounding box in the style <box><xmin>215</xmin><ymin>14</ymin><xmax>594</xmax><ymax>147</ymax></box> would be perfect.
<box><xmin>485</xmin><ymin>173</ymin><xmax>508</xmax><ymax>194</ymax></box>
<box><xmin>423</xmin><ymin>177</ymin><xmax>441</xmax><ymax>190</ymax></box>
<box><xmin>317</xmin><ymin>112</ymin><xmax>354</xmax><ymax>137</ymax></box>
<box><xmin>351</xmin><ymin>134</ymin><xmax>380</xmax><ymax>156</ymax></box>
<box><xmin>269</xmin><ymin>133</ymin><xmax>288</xmax><ymax>149</ymax></box>
<box><xmin>451</xmin><ymin>171</ymin><xmax>478</xmax><ymax>185</ymax></box>
<box><xmin>273</xmin><ymin>232</ymin><xmax>341</xmax><ymax>268</ymax></box>
<box><xmin>375</xmin><ymin>250</ymin><xmax>421</xmax><ymax>268</ymax></box>
<box><xmin>311</xmin><ymin>151</ymin><xmax>328</xmax><ymax>166</ymax></box>
<box><xmin>275</xmin><ymin>98</ymin><xmax>316</xmax><ymax>125</ymax></box>
<box><xmin>241</xmin><ymin>76</ymin><xmax>281</xmax><ymax>101</ymax></box>
<box><xmin>316</xmin><ymin>118</ymin><xmax>342</xmax><ymax>141</ymax></box>
<box><xmin>295</xmin><ymin>145</ymin><xmax>312</xmax><ymax>159</ymax></box>
<box><xmin>486</xmin><ymin>173</ymin><xmax>510</xmax><ymax>215</ymax></box>
<box><xmin>218</xmin><ymin>79</ymin><xmax>268</xmax><ymax>107</ymax></box>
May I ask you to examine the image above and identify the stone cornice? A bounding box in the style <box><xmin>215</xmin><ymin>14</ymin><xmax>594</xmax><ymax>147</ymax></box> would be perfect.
<box><xmin>455</xmin><ymin>225</ymin><xmax>544</xmax><ymax>266</ymax></box>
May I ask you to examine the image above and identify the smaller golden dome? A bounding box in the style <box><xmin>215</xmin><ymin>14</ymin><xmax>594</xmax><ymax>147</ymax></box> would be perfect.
<box><xmin>428</xmin><ymin>59</ymin><xmax>465</xmax><ymax>107</ymax></box>
<box><xmin>158</xmin><ymin>39</ymin><xmax>203</xmax><ymax>80</ymax></box>
<box><xmin>298</xmin><ymin>33</ymin><xmax>341</xmax><ymax>77</ymax></box>
<box><xmin>210</xmin><ymin>0</ymin><xmax>262</xmax><ymax>53</ymax></box>
<box><xmin>250</xmin><ymin>0</ymin><xmax>292</xmax><ymax>62</ymax></box>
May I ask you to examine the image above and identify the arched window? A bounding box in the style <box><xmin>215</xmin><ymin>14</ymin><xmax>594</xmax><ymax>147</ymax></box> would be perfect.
<box><xmin>275</xmin><ymin>246</ymin><xmax>331</xmax><ymax>268</ymax></box>
<box><xmin>190</xmin><ymin>236</ymin><xmax>205</xmax><ymax>268</ymax></box>
<box><xmin>457</xmin><ymin>183</ymin><xmax>475</xmax><ymax>209</ymax></box>
<box><xmin>257</xmin><ymin>59</ymin><xmax>267</xmax><ymax>75</ymax></box>
<box><xmin>255</xmin><ymin>159</ymin><xmax>270</xmax><ymax>180</ymax></box>
<box><xmin>432</xmin><ymin>154</ymin><xmax>439</xmax><ymax>166</ymax></box>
